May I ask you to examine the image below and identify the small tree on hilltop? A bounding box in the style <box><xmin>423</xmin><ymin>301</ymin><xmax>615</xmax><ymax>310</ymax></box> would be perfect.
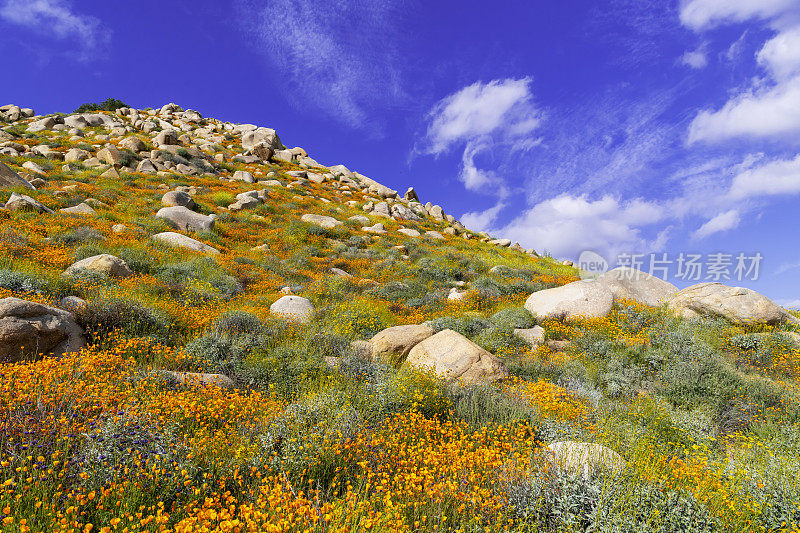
<box><xmin>74</xmin><ymin>97</ymin><xmax>130</xmax><ymax>114</ymax></box>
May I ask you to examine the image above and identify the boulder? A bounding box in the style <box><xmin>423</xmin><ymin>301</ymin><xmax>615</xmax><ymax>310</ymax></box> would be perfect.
<box><xmin>64</xmin><ymin>148</ymin><xmax>90</xmax><ymax>163</ymax></box>
<box><xmin>369</xmin><ymin>324</ymin><xmax>435</xmax><ymax>366</ymax></box>
<box><xmin>251</xmin><ymin>142</ymin><xmax>273</xmax><ymax>162</ymax></box>
<box><xmin>404</xmin><ymin>187</ymin><xmax>419</xmax><ymax>202</ymax></box>
<box><xmin>391</xmin><ymin>204</ymin><xmax>422</xmax><ymax>221</ymax></box>
<box><xmin>232</xmin><ymin>170</ymin><xmax>255</xmax><ymax>183</ymax></box>
<box><xmin>242</xmin><ymin>127</ymin><xmax>282</xmax><ymax>151</ymax></box>
<box><xmin>152</xmin><ymin>232</ymin><xmax>219</xmax><ymax>254</ymax></box>
<box><xmin>97</xmin><ymin>146</ymin><xmax>124</xmax><ymax>166</ymax></box>
<box><xmin>330</xmin><ymin>267</ymin><xmax>352</xmax><ymax>278</ymax></box>
<box><xmin>100</xmin><ymin>167</ymin><xmax>121</xmax><ymax>179</ymax></box>
<box><xmin>362</xmin><ymin>223</ymin><xmax>387</xmax><ymax>234</ymax></box>
<box><xmin>136</xmin><ymin>159</ymin><xmax>157</xmax><ymax>174</ymax></box>
<box><xmin>514</xmin><ymin>326</ymin><xmax>546</xmax><ymax>346</ymax></box>
<box><xmin>425</xmin><ymin>231</ymin><xmax>445</xmax><ymax>240</ymax></box>
<box><xmin>398</xmin><ymin>228</ymin><xmax>421</xmax><ymax>238</ymax></box>
<box><xmin>156</xmin><ymin>206</ymin><xmax>214</xmax><ymax>233</ymax></box>
<box><xmin>120</xmin><ymin>136</ymin><xmax>146</xmax><ymax>152</ymax></box>
<box><xmin>667</xmin><ymin>283</ymin><xmax>795</xmax><ymax>325</ymax></box>
<box><xmin>0</xmin><ymin>162</ymin><xmax>34</xmax><ymax>190</ymax></box>
<box><xmin>161</xmin><ymin>190</ymin><xmax>196</xmax><ymax>209</ymax></box>
<box><xmin>348</xmin><ymin>215</ymin><xmax>370</xmax><ymax>225</ymax></box>
<box><xmin>595</xmin><ymin>267</ymin><xmax>677</xmax><ymax>307</ymax></box>
<box><xmin>545</xmin><ymin>441</ymin><xmax>625</xmax><ymax>480</ymax></box>
<box><xmin>271</xmin><ymin>149</ymin><xmax>294</xmax><ymax>163</ymax></box>
<box><xmin>270</xmin><ymin>295</ymin><xmax>315</xmax><ymax>324</ymax></box>
<box><xmin>64</xmin><ymin>254</ymin><xmax>133</xmax><ymax>278</ymax></box>
<box><xmin>405</xmin><ymin>329</ymin><xmax>509</xmax><ymax>384</ymax></box>
<box><xmin>524</xmin><ymin>280</ymin><xmax>613</xmax><ymax>321</ymax></box>
<box><xmin>0</xmin><ymin>297</ymin><xmax>86</xmax><ymax>362</ymax></box>
<box><xmin>154</xmin><ymin>129</ymin><xmax>179</xmax><ymax>146</ymax></box>
<box><xmin>59</xmin><ymin>203</ymin><xmax>97</xmax><ymax>216</ymax></box>
<box><xmin>4</xmin><ymin>193</ymin><xmax>54</xmax><ymax>214</ymax></box>
<box><xmin>22</xmin><ymin>161</ymin><xmax>46</xmax><ymax>175</ymax></box>
<box><xmin>301</xmin><ymin>213</ymin><xmax>342</xmax><ymax>229</ymax></box>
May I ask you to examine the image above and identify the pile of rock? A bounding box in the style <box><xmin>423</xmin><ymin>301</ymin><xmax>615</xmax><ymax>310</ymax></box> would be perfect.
<box><xmin>524</xmin><ymin>266</ymin><xmax>797</xmax><ymax>326</ymax></box>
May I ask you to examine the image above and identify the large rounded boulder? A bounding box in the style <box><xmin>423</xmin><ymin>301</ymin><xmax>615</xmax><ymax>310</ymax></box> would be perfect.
<box><xmin>405</xmin><ymin>329</ymin><xmax>509</xmax><ymax>385</ymax></box>
<box><xmin>156</xmin><ymin>206</ymin><xmax>214</xmax><ymax>233</ymax></box>
<box><xmin>0</xmin><ymin>297</ymin><xmax>85</xmax><ymax>362</ymax></box>
<box><xmin>545</xmin><ymin>441</ymin><xmax>625</xmax><ymax>480</ymax></box>
<box><xmin>269</xmin><ymin>295</ymin><xmax>315</xmax><ymax>324</ymax></box>
<box><xmin>595</xmin><ymin>267</ymin><xmax>678</xmax><ymax>307</ymax></box>
<box><xmin>524</xmin><ymin>280</ymin><xmax>613</xmax><ymax>321</ymax></box>
<box><xmin>64</xmin><ymin>254</ymin><xmax>133</xmax><ymax>278</ymax></box>
<box><xmin>369</xmin><ymin>324</ymin><xmax>435</xmax><ymax>366</ymax></box>
<box><xmin>668</xmin><ymin>283</ymin><xmax>796</xmax><ymax>325</ymax></box>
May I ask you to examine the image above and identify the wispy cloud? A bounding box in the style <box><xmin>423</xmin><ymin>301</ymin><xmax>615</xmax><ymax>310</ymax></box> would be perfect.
<box><xmin>235</xmin><ymin>0</ymin><xmax>408</xmax><ymax>130</ymax></box>
<box><xmin>775</xmin><ymin>261</ymin><xmax>800</xmax><ymax>275</ymax></box>
<box><xmin>691</xmin><ymin>209</ymin><xmax>740</xmax><ymax>239</ymax></box>
<box><xmin>420</xmin><ymin>77</ymin><xmax>542</xmax><ymax>195</ymax></box>
<box><xmin>0</xmin><ymin>0</ymin><xmax>108</xmax><ymax>61</ymax></box>
<box><xmin>728</xmin><ymin>153</ymin><xmax>800</xmax><ymax>199</ymax></box>
<box><xmin>680</xmin><ymin>42</ymin><xmax>709</xmax><ymax>69</ymax></box>
<box><xmin>679</xmin><ymin>0</ymin><xmax>797</xmax><ymax>31</ymax></box>
<box><xmin>683</xmin><ymin>0</ymin><xmax>800</xmax><ymax>144</ymax></box>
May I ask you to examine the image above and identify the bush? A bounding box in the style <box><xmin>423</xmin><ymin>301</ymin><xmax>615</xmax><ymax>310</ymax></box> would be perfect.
<box><xmin>427</xmin><ymin>313</ymin><xmax>490</xmax><ymax>338</ymax></box>
<box><xmin>157</xmin><ymin>258</ymin><xmax>242</xmax><ymax>303</ymax></box>
<box><xmin>489</xmin><ymin>306</ymin><xmax>536</xmax><ymax>330</ymax></box>
<box><xmin>184</xmin><ymin>311</ymin><xmax>270</xmax><ymax>374</ymax></box>
<box><xmin>74</xmin><ymin>98</ymin><xmax>129</xmax><ymax>114</ymax></box>
<box><xmin>75</xmin><ymin>298</ymin><xmax>175</xmax><ymax>345</ymax></box>
<box><xmin>53</xmin><ymin>226</ymin><xmax>104</xmax><ymax>245</ymax></box>
<box><xmin>325</xmin><ymin>299</ymin><xmax>394</xmax><ymax>339</ymax></box>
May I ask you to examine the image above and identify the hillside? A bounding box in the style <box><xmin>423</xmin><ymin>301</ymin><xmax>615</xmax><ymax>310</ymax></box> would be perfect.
<box><xmin>0</xmin><ymin>102</ymin><xmax>799</xmax><ymax>532</ymax></box>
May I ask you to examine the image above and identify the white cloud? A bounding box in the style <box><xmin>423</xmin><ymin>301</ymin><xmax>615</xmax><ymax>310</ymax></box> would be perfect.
<box><xmin>494</xmin><ymin>194</ymin><xmax>666</xmax><ymax>260</ymax></box>
<box><xmin>679</xmin><ymin>0</ymin><xmax>797</xmax><ymax>31</ymax></box>
<box><xmin>460</xmin><ymin>202</ymin><xmax>505</xmax><ymax>232</ymax></box>
<box><xmin>459</xmin><ymin>139</ymin><xmax>498</xmax><ymax>192</ymax></box>
<box><xmin>421</xmin><ymin>77</ymin><xmax>542</xmax><ymax>197</ymax></box>
<box><xmin>758</xmin><ymin>26</ymin><xmax>800</xmax><ymax>80</ymax></box>
<box><xmin>683</xmin><ymin>3</ymin><xmax>800</xmax><ymax>144</ymax></box>
<box><xmin>424</xmin><ymin>77</ymin><xmax>541</xmax><ymax>154</ymax></box>
<box><xmin>680</xmin><ymin>43</ymin><xmax>709</xmax><ymax>68</ymax></box>
<box><xmin>687</xmin><ymin>75</ymin><xmax>800</xmax><ymax>143</ymax></box>
<box><xmin>0</xmin><ymin>0</ymin><xmax>106</xmax><ymax>60</ymax></box>
<box><xmin>691</xmin><ymin>209</ymin><xmax>740</xmax><ymax>239</ymax></box>
<box><xmin>726</xmin><ymin>31</ymin><xmax>749</xmax><ymax>62</ymax></box>
<box><xmin>729</xmin><ymin>153</ymin><xmax>800</xmax><ymax>198</ymax></box>
<box><xmin>236</xmin><ymin>0</ymin><xmax>405</xmax><ymax>129</ymax></box>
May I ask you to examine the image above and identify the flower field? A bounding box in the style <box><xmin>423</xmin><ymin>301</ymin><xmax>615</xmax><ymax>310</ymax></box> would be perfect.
<box><xmin>1</xmin><ymin>108</ymin><xmax>800</xmax><ymax>532</ymax></box>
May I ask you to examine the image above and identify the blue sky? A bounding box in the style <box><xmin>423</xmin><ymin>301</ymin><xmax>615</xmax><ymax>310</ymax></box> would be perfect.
<box><xmin>2</xmin><ymin>0</ymin><xmax>800</xmax><ymax>304</ymax></box>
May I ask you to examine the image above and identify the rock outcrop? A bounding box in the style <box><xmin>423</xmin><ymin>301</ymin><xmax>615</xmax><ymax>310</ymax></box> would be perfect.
<box><xmin>595</xmin><ymin>266</ymin><xmax>678</xmax><ymax>307</ymax></box>
<box><xmin>405</xmin><ymin>329</ymin><xmax>509</xmax><ymax>384</ymax></box>
<box><xmin>270</xmin><ymin>295</ymin><xmax>315</xmax><ymax>324</ymax></box>
<box><xmin>525</xmin><ymin>280</ymin><xmax>614</xmax><ymax>321</ymax></box>
<box><xmin>668</xmin><ymin>283</ymin><xmax>796</xmax><ymax>325</ymax></box>
<box><xmin>0</xmin><ymin>297</ymin><xmax>85</xmax><ymax>362</ymax></box>
<box><xmin>369</xmin><ymin>324</ymin><xmax>435</xmax><ymax>366</ymax></box>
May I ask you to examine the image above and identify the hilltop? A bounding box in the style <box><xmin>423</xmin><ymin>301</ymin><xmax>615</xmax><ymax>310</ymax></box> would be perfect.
<box><xmin>0</xmin><ymin>102</ymin><xmax>799</xmax><ymax>532</ymax></box>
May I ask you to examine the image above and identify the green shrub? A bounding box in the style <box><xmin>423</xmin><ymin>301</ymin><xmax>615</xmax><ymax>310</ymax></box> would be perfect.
<box><xmin>75</xmin><ymin>298</ymin><xmax>175</xmax><ymax>345</ymax></box>
<box><xmin>490</xmin><ymin>306</ymin><xmax>536</xmax><ymax>329</ymax></box>
<box><xmin>427</xmin><ymin>313</ymin><xmax>490</xmax><ymax>338</ymax></box>
<box><xmin>74</xmin><ymin>98</ymin><xmax>129</xmax><ymax>114</ymax></box>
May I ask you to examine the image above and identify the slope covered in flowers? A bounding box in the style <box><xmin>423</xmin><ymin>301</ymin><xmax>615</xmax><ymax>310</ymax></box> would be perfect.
<box><xmin>1</xmin><ymin>106</ymin><xmax>800</xmax><ymax>532</ymax></box>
